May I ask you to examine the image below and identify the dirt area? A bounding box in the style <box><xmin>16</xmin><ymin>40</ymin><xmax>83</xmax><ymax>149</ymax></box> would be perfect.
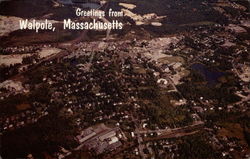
<box><xmin>218</xmin><ymin>123</ymin><xmax>248</xmax><ymax>146</ymax></box>
<box><xmin>0</xmin><ymin>15</ymin><xmax>23</xmax><ymax>36</ymax></box>
<box><xmin>0</xmin><ymin>15</ymin><xmax>59</xmax><ymax>36</ymax></box>
<box><xmin>39</xmin><ymin>47</ymin><xmax>61</xmax><ymax>58</ymax></box>
<box><xmin>119</xmin><ymin>3</ymin><xmax>136</xmax><ymax>10</ymax></box>
<box><xmin>215</xmin><ymin>0</ymin><xmax>247</xmax><ymax>11</ymax></box>
<box><xmin>158</xmin><ymin>56</ymin><xmax>185</xmax><ymax>65</ymax></box>
<box><xmin>121</xmin><ymin>8</ymin><xmax>166</xmax><ymax>26</ymax></box>
<box><xmin>0</xmin><ymin>80</ymin><xmax>26</xmax><ymax>93</ymax></box>
<box><xmin>226</xmin><ymin>24</ymin><xmax>247</xmax><ymax>33</ymax></box>
<box><xmin>16</xmin><ymin>103</ymin><xmax>31</xmax><ymax>111</ymax></box>
<box><xmin>0</xmin><ymin>53</ymin><xmax>31</xmax><ymax>66</ymax></box>
<box><xmin>238</xmin><ymin>65</ymin><xmax>250</xmax><ymax>82</ymax></box>
<box><xmin>144</xmin><ymin>37</ymin><xmax>180</xmax><ymax>61</ymax></box>
<box><xmin>179</xmin><ymin>21</ymin><xmax>216</xmax><ymax>27</ymax></box>
<box><xmin>221</xmin><ymin>40</ymin><xmax>236</xmax><ymax>48</ymax></box>
<box><xmin>241</xmin><ymin>20</ymin><xmax>250</xmax><ymax>28</ymax></box>
<box><xmin>0</xmin><ymin>47</ymin><xmax>61</xmax><ymax>68</ymax></box>
<box><xmin>171</xmin><ymin>69</ymin><xmax>190</xmax><ymax>85</ymax></box>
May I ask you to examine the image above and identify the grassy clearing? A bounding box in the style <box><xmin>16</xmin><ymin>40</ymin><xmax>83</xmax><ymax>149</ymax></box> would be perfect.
<box><xmin>158</xmin><ymin>56</ymin><xmax>185</xmax><ymax>65</ymax></box>
<box><xmin>16</xmin><ymin>103</ymin><xmax>31</xmax><ymax>111</ymax></box>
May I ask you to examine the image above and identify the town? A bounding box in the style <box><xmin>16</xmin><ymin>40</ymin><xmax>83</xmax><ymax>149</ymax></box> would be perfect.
<box><xmin>0</xmin><ymin>0</ymin><xmax>250</xmax><ymax>159</ymax></box>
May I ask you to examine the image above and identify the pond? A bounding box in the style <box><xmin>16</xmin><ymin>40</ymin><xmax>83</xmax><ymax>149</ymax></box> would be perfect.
<box><xmin>191</xmin><ymin>63</ymin><xmax>225</xmax><ymax>85</ymax></box>
<box><xmin>58</xmin><ymin>0</ymin><xmax>101</xmax><ymax>9</ymax></box>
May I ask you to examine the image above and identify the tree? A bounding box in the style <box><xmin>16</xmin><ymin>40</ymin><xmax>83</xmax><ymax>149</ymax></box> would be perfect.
<box><xmin>22</xmin><ymin>54</ymin><xmax>40</xmax><ymax>65</ymax></box>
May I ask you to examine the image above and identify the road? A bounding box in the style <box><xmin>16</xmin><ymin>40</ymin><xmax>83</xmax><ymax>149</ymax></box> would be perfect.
<box><xmin>138</xmin><ymin>121</ymin><xmax>204</xmax><ymax>134</ymax></box>
<box><xmin>103</xmin><ymin>121</ymin><xmax>204</xmax><ymax>159</ymax></box>
<box><xmin>142</xmin><ymin>121</ymin><xmax>204</xmax><ymax>142</ymax></box>
<box><xmin>130</xmin><ymin>113</ymin><xmax>147</xmax><ymax>159</ymax></box>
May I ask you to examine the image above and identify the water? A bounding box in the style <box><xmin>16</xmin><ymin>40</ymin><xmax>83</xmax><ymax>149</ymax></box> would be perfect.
<box><xmin>191</xmin><ymin>63</ymin><xmax>224</xmax><ymax>85</ymax></box>
<box><xmin>0</xmin><ymin>0</ymin><xmax>100</xmax><ymax>9</ymax></box>
<box><xmin>81</xmin><ymin>3</ymin><xmax>100</xmax><ymax>9</ymax></box>
<box><xmin>58</xmin><ymin>0</ymin><xmax>73</xmax><ymax>5</ymax></box>
<box><xmin>0</xmin><ymin>0</ymin><xmax>10</xmax><ymax>3</ymax></box>
<box><xmin>58</xmin><ymin>0</ymin><xmax>101</xmax><ymax>9</ymax></box>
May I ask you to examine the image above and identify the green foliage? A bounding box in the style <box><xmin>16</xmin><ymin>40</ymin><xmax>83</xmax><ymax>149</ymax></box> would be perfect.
<box><xmin>244</xmin><ymin>130</ymin><xmax>250</xmax><ymax>146</ymax></box>
<box><xmin>177</xmin><ymin>70</ymin><xmax>241</xmax><ymax>105</ymax></box>
<box><xmin>141</xmin><ymin>88</ymin><xmax>193</xmax><ymax>128</ymax></box>
<box><xmin>2</xmin><ymin>111</ymin><xmax>77</xmax><ymax>158</ymax></box>
<box><xmin>29</xmin><ymin>84</ymin><xmax>51</xmax><ymax>103</ymax></box>
<box><xmin>178</xmin><ymin>133</ymin><xmax>219</xmax><ymax>159</ymax></box>
<box><xmin>0</xmin><ymin>94</ymin><xmax>28</xmax><ymax>115</ymax></box>
<box><xmin>22</xmin><ymin>54</ymin><xmax>39</xmax><ymax>65</ymax></box>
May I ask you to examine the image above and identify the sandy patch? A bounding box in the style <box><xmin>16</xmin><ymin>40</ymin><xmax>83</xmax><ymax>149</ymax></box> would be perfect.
<box><xmin>238</xmin><ymin>65</ymin><xmax>250</xmax><ymax>82</ymax></box>
<box><xmin>227</xmin><ymin>24</ymin><xmax>247</xmax><ymax>33</ymax></box>
<box><xmin>42</xmin><ymin>13</ymin><xmax>54</xmax><ymax>18</ymax></box>
<box><xmin>149</xmin><ymin>37</ymin><xmax>180</xmax><ymax>48</ymax></box>
<box><xmin>0</xmin><ymin>15</ymin><xmax>59</xmax><ymax>36</ymax></box>
<box><xmin>119</xmin><ymin>3</ymin><xmax>136</xmax><ymax>10</ymax></box>
<box><xmin>241</xmin><ymin>20</ymin><xmax>250</xmax><ymax>28</ymax></box>
<box><xmin>141</xmin><ymin>36</ymin><xmax>188</xmax><ymax>85</ymax></box>
<box><xmin>39</xmin><ymin>47</ymin><xmax>61</xmax><ymax>58</ymax></box>
<box><xmin>52</xmin><ymin>0</ymin><xmax>60</xmax><ymax>7</ymax></box>
<box><xmin>170</xmin><ymin>69</ymin><xmax>190</xmax><ymax>85</ymax></box>
<box><xmin>121</xmin><ymin>9</ymin><xmax>166</xmax><ymax>26</ymax></box>
<box><xmin>158</xmin><ymin>56</ymin><xmax>185</xmax><ymax>65</ymax></box>
<box><xmin>16</xmin><ymin>103</ymin><xmax>31</xmax><ymax>111</ymax></box>
<box><xmin>221</xmin><ymin>40</ymin><xmax>236</xmax><ymax>48</ymax></box>
<box><xmin>0</xmin><ymin>54</ymin><xmax>31</xmax><ymax>66</ymax></box>
<box><xmin>171</xmin><ymin>99</ymin><xmax>187</xmax><ymax>106</ymax></box>
<box><xmin>216</xmin><ymin>0</ymin><xmax>247</xmax><ymax>11</ymax></box>
<box><xmin>0</xmin><ymin>80</ymin><xmax>27</xmax><ymax>93</ymax></box>
<box><xmin>151</xmin><ymin>22</ymin><xmax>162</xmax><ymax>27</ymax></box>
<box><xmin>0</xmin><ymin>16</ymin><xmax>23</xmax><ymax>36</ymax></box>
<box><xmin>144</xmin><ymin>37</ymin><xmax>181</xmax><ymax>61</ymax></box>
<box><xmin>0</xmin><ymin>47</ymin><xmax>61</xmax><ymax>66</ymax></box>
<box><xmin>145</xmin><ymin>50</ymin><xmax>167</xmax><ymax>61</ymax></box>
<box><xmin>213</xmin><ymin>6</ymin><xmax>225</xmax><ymax>14</ymax></box>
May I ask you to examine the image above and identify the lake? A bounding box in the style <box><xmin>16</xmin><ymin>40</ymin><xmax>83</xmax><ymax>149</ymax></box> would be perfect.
<box><xmin>191</xmin><ymin>63</ymin><xmax>224</xmax><ymax>85</ymax></box>
<box><xmin>58</xmin><ymin>0</ymin><xmax>101</xmax><ymax>9</ymax></box>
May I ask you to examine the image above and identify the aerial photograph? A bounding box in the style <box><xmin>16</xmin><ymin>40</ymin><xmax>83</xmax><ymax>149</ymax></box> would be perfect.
<box><xmin>0</xmin><ymin>0</ymin><xmax>249</xmax><ymax>159</ymax></box>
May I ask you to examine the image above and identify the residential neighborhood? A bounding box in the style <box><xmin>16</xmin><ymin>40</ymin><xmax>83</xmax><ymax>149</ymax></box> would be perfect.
<box><xmin>0</xmin><ymin>0</ymin><xmax>250</xmax><ymax>159</ymax></box>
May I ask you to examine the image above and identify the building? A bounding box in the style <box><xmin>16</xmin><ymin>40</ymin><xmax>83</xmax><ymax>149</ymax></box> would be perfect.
<box><xmin>75</xmin><ymin>124</ymin><xmax>125</xmax><ymax>155</ymax></box>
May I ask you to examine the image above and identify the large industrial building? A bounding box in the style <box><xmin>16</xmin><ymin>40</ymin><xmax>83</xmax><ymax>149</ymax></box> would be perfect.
<box><xmin>75</xmin><ymin>124</ymin><xmax>126</xmax><ymax>155</ymax></box>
